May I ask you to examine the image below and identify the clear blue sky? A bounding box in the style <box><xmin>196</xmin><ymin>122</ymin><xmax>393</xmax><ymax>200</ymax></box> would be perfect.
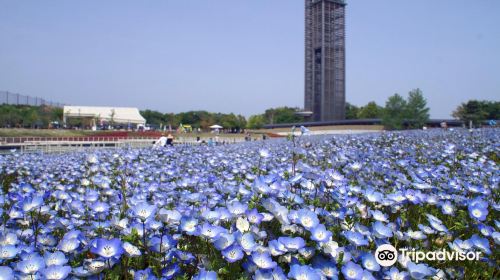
<box><xmin>1</xmin><ymin>0</ymin><xmax>499</xmax><ymax>118</ymax></box>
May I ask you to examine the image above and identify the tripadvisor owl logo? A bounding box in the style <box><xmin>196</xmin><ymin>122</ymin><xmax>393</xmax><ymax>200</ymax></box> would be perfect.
<box><xmin>375</xmin><ymin>244</ymin><xmax>482</xmax><ymax>267</ymax></box>
<box><xmin>375</xmin><ymin>244</ymin><xmax>398</xmax><ymax>267</ymax></box>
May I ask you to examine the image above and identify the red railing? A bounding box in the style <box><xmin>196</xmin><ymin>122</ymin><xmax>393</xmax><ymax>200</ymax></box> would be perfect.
<box><xmin>0</xmin><ymin>136</ymin><xmax>158</xmax><ymax>144</ymax></box>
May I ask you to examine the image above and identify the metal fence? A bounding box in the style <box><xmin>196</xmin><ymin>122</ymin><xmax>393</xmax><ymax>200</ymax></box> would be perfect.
<box><xmin>0</xmin><ymin>91</ymin><xmax>65</xmax><ymax>107</ymax></box>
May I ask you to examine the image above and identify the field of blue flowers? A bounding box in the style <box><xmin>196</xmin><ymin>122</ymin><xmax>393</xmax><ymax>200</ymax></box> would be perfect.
<box><xmin>0</xmin><ymin>128</ymin><xmax>498</xmax><ymax>279</ymax></box>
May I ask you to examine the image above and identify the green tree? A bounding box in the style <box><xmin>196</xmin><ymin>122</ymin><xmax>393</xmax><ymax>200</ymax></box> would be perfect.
<box><xmin>345</xmin><ymin>103</ymin><xmax>360</xmax><ymax>119</ymax></box>
<box><xmin>453</xmin><ymin>100</ymin><xmax>499</xmax><ymax>125</ymax></box>
<box><xmin>382</xmin><ymin>93</ymin><xmax>407</xmax><ymax>130</ymax></box>
<box><xmin>264</xmin><ymin>107</ymin><xmax>302</xmax><ymax>124</ymax></box>
<box><xmin>247</xmin><ymin>114</ymin><xmax>265</xmax><ymax>129</ymax></box>
<box><xmin>405</xmin><ymin>88</ymin><xmax>429</xmax><ymax>129</ymax></box>
<box><xmin>357</xmin><ymin>101</ymin><xmax>383</xmax><ymax>119</ymax></box>
<box><xmin>140</xmin><ymin>110</ymin><xmax>165</xmax><ymax>126</ymax></box>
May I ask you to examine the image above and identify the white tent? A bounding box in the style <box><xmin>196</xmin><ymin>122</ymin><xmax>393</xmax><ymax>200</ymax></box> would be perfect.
<box><xmin>209</xmin><ymin>124</ymin><xmax>223</xmax><ymax>129</ymax></box>
<box><xmin>63</xmin><ymin>106</ymin><xmax>146</xmax><ymax>125</ymax></box>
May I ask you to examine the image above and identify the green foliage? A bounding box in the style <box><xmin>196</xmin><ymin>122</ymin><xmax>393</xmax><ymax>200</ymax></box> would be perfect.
<box><xmin>247</xmin><ymin>114</ymin><xmax>266</xmax><ymax>129</ymax></box>
<box><xmin>382</xmin><ymin>89</ymin><xmax>430</xmax><ymax>130</ymax></box>
<box><xmin>263</xmin><ymin>107</ymin><xmax>302</xmax><ymax>124</ymax></box>
<box><xmin>345</xmin><ymin>103</ymin><xmax>360</xmax><ymax>119</ymax></box>
<box><xmin>246</xmin><ymin>107</ymin><xmax>303</xmax><ymax>128</ymax></box>
<box><xmin>382</xmin><ymin>93</ymin><xmax>408</xmax><ymax>130</ymax></box>
<box><xmin>141</xmin><ymin>110</ymin><xmax>165</xmax><ymax>126</ymax></box>
<box><xmin>139</xmin><ymin>110</ymin><xmax>247</xmax><ymax>130</ymax></box>
<box><xmin>405</xmin><ymin>88</ymin><xmax>430</xmax><ymax>129</ymax></box>
<box><xmin>452</xmin><ymin>100</ymin><xmax>499</xmax><ymax>125</ymax></box>
<box><xmin>357</xmin><ymin>101</ymin><xmax>383</xmax><ymax>119</ymax></box>
<box><xmin>0</xmin><ymin>104</ymin><xmax>60</xmax><ymax>128</ymax></box>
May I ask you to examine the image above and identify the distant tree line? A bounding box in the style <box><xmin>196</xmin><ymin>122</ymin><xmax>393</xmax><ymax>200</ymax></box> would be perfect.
<box><xmin>452</xmin><ymin>100</ymin><xmax>499</xmax><ymax>125</ymax></box>
<box><xmin>0</xmin><ymin>104</ymin><xmax>63</xmax><ymax>128</ymax></box>
<box><xmin>247</xmin><ymin>107</ymin><xmax>303</xmax><ymax>129</ymax></box>
<box><xmin>248</xmin><ymin>89</ymin><xmax>431</xmax><ymax>130</ymax></box>
<box><xmin>140</xmin><ymin>110</ymin><xmax>247</xmax><ymax>130</ymax></box>
<box><xmin>0</xmin><ymin>92</ymin><xmax>497</xmax><ymax>130</ymax></box>
<box><xmin>345</xmin><ymin>89</ymin><xmax>430</xmax><ymax>130</ymax></box>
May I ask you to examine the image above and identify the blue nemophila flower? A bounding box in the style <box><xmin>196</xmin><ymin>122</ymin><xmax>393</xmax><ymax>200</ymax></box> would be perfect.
<box><xmin>344</xmin><ymin>230</ymin><xmax>368</xmax><ymax>246</ymax></box>
<box><xmin>418</xmin><ymin>224</ymin><xmax>435</xmax><ymax>235</ymax></box>
<box><xmin>341</xmin><ymin>261</ymin><xmax>363</xmax><ymax>280</ymax></box>
<box><xmin>371</xmin><ymin>210</ymin><xmax>388</xmax><ymax>222</ymax></box>
<box><xmin>221</xmin><ymin>245</ymin><xmax>244</xmax><ymax>263</ymax></box>
<box><xmin>288</xmin><ymin>264</ymin><xmax>322</xmax><ymax>280</ymax></box>
<box><xmin>440</xmin><ymin>201</ymin><xmax>455</xmax><ymax>215</ymax></box>
<box><xmin>44</xmin><ymin>251</ymin><xmax>68</xmax><ymax>266</ymax></box>
<box><xmin>246</xmin><ymin>208</ymin><xmax>264</xmax><ymax>225</ymax></box>
<box><xmin>361</xmin><ymin>253</ymin><xmax>381</xmax><ymax>272</ymax></box>
<box><xmin>134</xmin><ymin>268</ymin><xmax>157</xmax><ymax>280</ymax></box>
<box><xmin>278</xmin><ymin>236</ymin><xmax>306</xmax><ymax>252</ymax></box>
<box><xmin>254</xmin><ymin>267</ymin><xmax>287</xmax><ymax>280</ymax></box>
<box><xmin>253</xmin><ymin>177</ymin><xmax>273</xmax><ymax>195</ymax></box>
<box><xmin>214</xmin><ymin>233</ymin><xmax>236</xmax><ymax>251</ymax></box>
<box><xmin>42</xmin><ymin>265</ymin><xmax>72</xmax><ymax>280</ymax></box>
<box><xmin>157</xmin><ymin>209</ymin><xmax>182</xmax><ymax>224</ymax></box>
<box><xmin>149</xmin><ymin>235</ymin><xmax>176</xmax><ymax>253</ymax></box>
<box><xmin>492</xmin><ymin>232</ymin><xmax>500</xmax><ymax>245</ymax></box>
<box><xmin>16</xmin><ymin>256</ymin><xmax>45</xmax><ymax>275</ymax></box>
<box><xmin>0</xmin><ymin>245</ymin><xmax>18</xmax><ymax>260</ymax></box>
<box><xmin>372</xmin><ymin>221</ymin><xmax>393</xmax><ymax>239</ymax></box>
<box><xmin>310</xmin><ymin>224</ymin><xmax>332</xmax><ymax>243</ymax></box>
<box><xmin>132</xmin><ymin>202</ymin><xmax>157</xmax><ymax>221</ymax></box>
<box><xmin>91</xmin><ymin>201</ymin><xmax>110</xmax><ymax>214</ymax></box>
<box><xmin>123</xmin><ymin>242</ymin><xmax>142</xmax><ymax>257</ymax></box>
<box><xmin>269</xmin><ymin>239</ymin><xmax>287</xmax><ymax>256</ymax></box>
<box><xmin>21</xmin><ymin>195</ymin><xmax>44</xmax><ymax>212</ymax></box>
<box><xmin>174</xmin><ymin>250</ymin><xmax>196</xmax><ymax>264</ymax></box>
<box><xmin>362</xmin><ymin>270</ymin><xmax>376</xmax><ymax>280</ymax></box>
<box><xmin>406</xmin><ymin>262</ymin><xmax>435</xmax><ymax>279</ymax></box>
<box><xmin>200</xmin><ymin>223</ymin><xmax>226</xmax><ymax>240</ymax></box>
<box><xmin>180</xmin><ymin>217</ymin><xmax>200</xmax><ymax>236</ymax></box>
<box><xmin>312</xmin><ymin>256</ymin><xmax>338</xmax><ymax>279</ymax></box>
<box><xmin>162</xmin><ymin>263</ymin><xmax>181</xmax><ymax>279</ymax></box>
<box><xmin>238</xmin><ymin>232</ymin><xmax>257</xmax><ymax>253</ymax></box>
<box><xmin>298</xmin><ymin>247</ymin><xmax>315</xmax><ymax>260</ymax></box>
<box><xmin>90</xmin><ymin>238</ymin><xmax>124</xmax><ymax>259</ymax></box>
<box><xmin>469</xmin><ymin>234</ymin><xmax>491</xmax><ymax>255</ymax></box>
<box><xmin>0</xmin><ymin>232</ymin><xmax>18</xmax><ymax>246</ymax></box>
<box><xmin>0</xmin><ymin>266</ymin><xmax>14</xmax><ymax>280</ymax></box>
<box><xmin>468</xmin><ymin>198</ymin><xmax>489</xmax><ymax>222</ymax></box>
<box><xmin>193</xmin><ymin>269</ymin><xmax>217</xmax><ymax>280</ymax></box>
<box><xmin>385</xmin><ymin>267</ymin><xmax>410</xmax><ymax>280</ymax></box>
<box><xmin>227</xmin><ymin>201</ymin><xmax>248</xmax><ymax>216</ymax></box>
<box><xmin>296</xmin><ymin>209</ymin><xmax>320</xmax><ymax>230</ymax></box>
<box><xmin>448</xmin><ymin>238</ymin><xmax>473</xmax><ymax>253</ymax></box>
<box><xmin>407</xmin><ymin>230</ymin><xmax>427</xmax><ymax>240</ymax></box>
<box><xmin>251</xmin><ymin>252</ymin><xmax>277</xmax><ymax>269</ymax></box>
<box><xmin>426</xmin><ymin>214</ymin><xmax>448</xmax><ymax>232</ymax></box>
<box><xmin>57</xmin><ymin>237</ymin><xmax>80</xmax><ymax>253</ymax></box>
<box><xmin>259</xmin><ymin>149</ymin><xmax>270</xmax><ymax>158</ymax></box>
<box><xmin>478</xmin><ymin>224</ymin><xmax>494</xmax><ymax>237</ymax></box>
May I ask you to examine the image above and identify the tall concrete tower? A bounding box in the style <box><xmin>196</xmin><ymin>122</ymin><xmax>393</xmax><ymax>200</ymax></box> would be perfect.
<box><xmin>304</xmin><ymin>0</ymin><xmax>346</xmax><ymax>121</ymax></box>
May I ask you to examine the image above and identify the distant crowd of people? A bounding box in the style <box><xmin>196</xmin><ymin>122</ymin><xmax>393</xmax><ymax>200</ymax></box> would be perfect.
<box><xmin>154</xmin><ymin>132</ymin><xmax>268</xmax><ymax>148</ymax></box>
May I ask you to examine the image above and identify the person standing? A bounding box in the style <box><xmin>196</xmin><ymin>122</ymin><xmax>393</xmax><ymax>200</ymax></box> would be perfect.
<box><xmin>166</xmin><ymin>134</ymin><xmax>174</xmax><ymax>146</ymax></box>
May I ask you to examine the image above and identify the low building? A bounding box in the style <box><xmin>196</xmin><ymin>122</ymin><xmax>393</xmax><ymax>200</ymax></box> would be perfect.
<box><xmin>63</xmin><ymin>106</ymin><xmax>146</xmax><ymax>129</ymax></box>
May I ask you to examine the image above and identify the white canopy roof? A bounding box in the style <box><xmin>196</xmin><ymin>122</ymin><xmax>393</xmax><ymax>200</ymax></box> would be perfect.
<box><xmin>209</xmin><ymin>124</ymin><xmax>223</xmax><ymax>129</ymax></box>
<box><xmin>63</xmin><ymin>106</ymin><xmax>146</xmax><ymax>124</ymax></box>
